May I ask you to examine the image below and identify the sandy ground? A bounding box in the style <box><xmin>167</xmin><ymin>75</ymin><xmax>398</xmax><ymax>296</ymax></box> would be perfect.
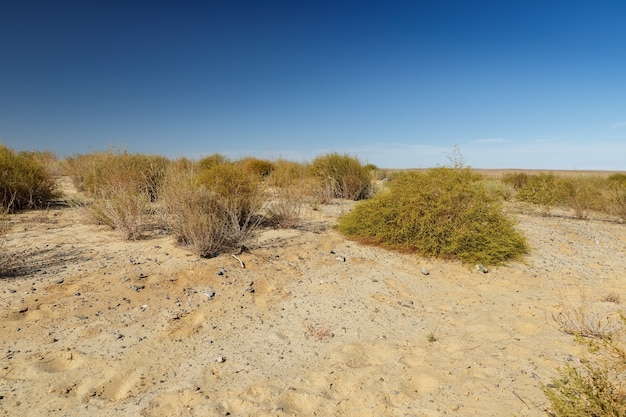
<box><xmin>1</xmin><ymin>178</ymin><xmax>624</xmax><ymax>417</ymax></box>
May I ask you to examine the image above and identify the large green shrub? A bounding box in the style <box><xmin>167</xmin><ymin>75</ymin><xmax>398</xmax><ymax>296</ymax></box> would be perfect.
<box><xmin>0</xmin><ymin>144</ymin><xmax>58</xmax><ymax>212</ymax></box>
<box><xmin>337</xmin><ymin>167</ymin><xmax>528</xmax><ymax>265</ymax></box>
<box><xmin>310</xmin><ymin>153</ymin><xmax>372</xmax><ymax>200</ymax></box>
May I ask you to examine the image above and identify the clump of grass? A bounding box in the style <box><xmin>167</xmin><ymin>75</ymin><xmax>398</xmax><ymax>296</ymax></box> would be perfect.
<box><xmin>338</xmin><ymin>167</ymin><xmax>528</xmax><ymax>266</ymax></box>
<box><xmin>160</xmin><ymin>159</ymin><xmax>264</xmax><ymax>257</ymax></box>
<box><xmin>309</xmin><ymin>153</ymin><xmax>373</xmax><ymax>201</ymax></box>
<box><xmin>0</xmin><ymin>144</ymin><xmax>58</xmax><ymax>212</ymax></box>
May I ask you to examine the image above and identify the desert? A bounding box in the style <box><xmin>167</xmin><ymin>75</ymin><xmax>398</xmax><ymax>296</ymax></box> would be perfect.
<box><xmin>1</xmin><ymin>167</ymin><xmax>625</xmax><ymax>417</ymax></box>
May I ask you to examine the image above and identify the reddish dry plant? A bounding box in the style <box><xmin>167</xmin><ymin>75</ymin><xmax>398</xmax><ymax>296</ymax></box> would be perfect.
<box><xmin>305</xmin><ymin>323</ymin><xmax>334</xmax><ymax>341</ymax></box>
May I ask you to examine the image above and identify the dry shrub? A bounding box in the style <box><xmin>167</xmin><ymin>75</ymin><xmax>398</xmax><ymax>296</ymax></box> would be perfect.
<box><xmin>310</xmin><ymin>153</ymin><xmax>372</xmax><ymax>200</ymax></box>
<box><xmin>554</xmin><ymin>292</ymin><xmax>622</xmax><ymax>340</ymax></box>
<box><xmin>501</xmin><ymin>172</ymin><xmax>530</xmax><ymax>190</ymax></box>
<box><xmin>0</xmin><ymin>209</ymin><xmax>13</xmax><ymax>276</ymax></box>
<box><xmin>237</xmin><ymin>157</ymin><xmax>275</xmax><ymax>177</ymax></box>
<box><xmin>264</xmin><ymin>186</ymin><xmax>305</xmax><ymax>229</ymax></box>
<box><xmin>75</xmin><ymin>150</ymin><xmax>170</xmax><ymax>240</ymax></box>
<box><xmin>0</xmin><ymin>144</ymin><xmax>58</xmax><ymax>212</ymax></box>
<box><xmin>338</xmin><ymin>167</ymin><xmax>528</xmax><ymax>266</ymax></box>
<box><xmin>560</xmin><ymin>176</ymin><xmax>606</xmax><ymax>219</ymax></box>
<box><xmin>606</xmin><ymin>180</ymin><xmax>626</xmax><ymax>221</ymax></box>
<box><xmin>198</xmin><ymin>153</ymin><xmax>230</xmax><ymax>170</ymax></box>
<box><xmin>305</xmin><ymin>323</ymin><xmax>334</xmax><ymax>341</ymax></box>
<box><xmin>268</xmin><ymin>159</ymin><xmax>309</xmax><ymax>188</ymax></box>
<box><xmin>160</xmin><ymin>159</ymin><xmax>264</xmax><ymax>257</ymax></box>
<box><xmin>20</xmin><ymin>150</ymin><xmax>63</xmax><ymax>177</ymax></box>
<box><xmin>90</xmin><ymin>185</ymin><xmax>151</xmax><ymax>240</ymax></box>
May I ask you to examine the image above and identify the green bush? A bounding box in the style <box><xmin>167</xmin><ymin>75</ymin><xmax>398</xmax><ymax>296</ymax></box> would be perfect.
<box><xmin>516</xmin><ymin>173</ymin><xmax>563</xmax><ymax>213</ymax></box>
<box><xmin>544</xmin><ymin>316</ymin><xmax>626</xmax><ymax>417</ymax></box>
<box><xmin>0</xmin><ymin>144</ymin><xmax>58</xmax><ymax>212</ymax></box>
<box><xmin>310</xmin><ymin>153</ymin><xmax>372</xmax><ymax>200</ymax></box>
<box><xmin>337</xmin><ymin>167</ymin><xmax>528</xmax><ymax>266</ymax></box>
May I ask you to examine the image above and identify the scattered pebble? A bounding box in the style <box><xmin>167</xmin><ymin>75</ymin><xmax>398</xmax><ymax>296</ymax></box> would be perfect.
<box><xmin>420</xmin><ymin>268</ymin><xmax>430</xmax><ymax>275</ymax></box>
<box><xmin>475</xmin><ymin>264</ymin><xmax>488</xmax><ymax>273</ymax></box>
<box><xmin>216</xmin><ymin>356</ymin><xmax>225</xmax><ymax>363</ymax></box>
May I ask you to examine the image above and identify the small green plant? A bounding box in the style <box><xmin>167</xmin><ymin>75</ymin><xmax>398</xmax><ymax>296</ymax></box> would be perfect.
<box><xmin>337</xmin><ymin>167</ymin><xmax>528</xmax><ymax>266</ymax></box>
<box><xmin>310</xmin><ymin>153</ymin><xmax>372</xmax><ymax>200</ymax></box>
<box><xmin>545</xmin><ymin>312</ymin><xmax>626</xmax><ymax>417</ymax></box>
<box><xmin>0</xmin><ymin>144</ymin><xmax>58</xmax><ymax>212</ymax></box>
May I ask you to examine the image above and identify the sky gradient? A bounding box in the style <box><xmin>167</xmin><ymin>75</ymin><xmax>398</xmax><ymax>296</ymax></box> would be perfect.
<box><xmin>1</xmin><ymin>1</ymin><xmax>625</xmax><ymax>169</ymax></box>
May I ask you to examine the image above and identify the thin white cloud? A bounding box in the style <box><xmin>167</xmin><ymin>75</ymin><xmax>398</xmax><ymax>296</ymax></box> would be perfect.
<box><xmin>611</xmin><ymin>121</ymin><xmax>626</xmax><ymax>128</ymax></box>
<box><xmin>471</xmin><ymin>138</ymin><xmax>509</xmax><ymax>145</ymax></box>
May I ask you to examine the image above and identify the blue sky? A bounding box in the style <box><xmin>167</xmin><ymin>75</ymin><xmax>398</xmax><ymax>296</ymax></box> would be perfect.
<box><xmin>1</xmin><ymin>1</ymin><xmax>625</xmax><ymax>169</ymax></box>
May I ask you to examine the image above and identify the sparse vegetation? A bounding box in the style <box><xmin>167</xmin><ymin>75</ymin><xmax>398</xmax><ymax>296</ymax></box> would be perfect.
<box><xmin>545</xmin><ymin>309</ymin><xmax>626</xmax><ymax>417</ymax></box>
<box><xmin>0</xmin><ymin>144</ymin><xmax>58</xmax><ymax>212</ymax></box>
<box><xmin>310</xmin><ymin>153</ymin><xmax>373</xmax><ymax>200</ymax></box>
<box><xmin>305</xmin><ymin>323</ymin><xmax>334</xmax><ymax>341</ymax></box>
<box><xmin>338</xmin><ymin>167</ymin><xmax>528</xmax><ymax>266</ymax></box>
<box><xmin>264</xmin><ymin>186</ymin><xmax>305</xmax><ymax>229</ymax></box>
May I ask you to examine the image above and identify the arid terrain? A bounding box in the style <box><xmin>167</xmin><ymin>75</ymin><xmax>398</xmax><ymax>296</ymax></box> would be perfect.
<box><xmin>1</xmin><ymin>176</ymin><xmax>624</xmax><ymax>416</ymax></box>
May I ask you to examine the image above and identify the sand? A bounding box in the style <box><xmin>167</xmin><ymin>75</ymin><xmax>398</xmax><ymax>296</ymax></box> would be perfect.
<box><xmin>1</xmin><ymin>178</ymin><xmax>624</xmax><ymax>416</ymax></box>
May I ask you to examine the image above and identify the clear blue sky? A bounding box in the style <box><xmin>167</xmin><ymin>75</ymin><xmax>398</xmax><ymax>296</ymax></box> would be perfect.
<box><xmin>1</xmin><ymin>1</ymin><xmax>625</xmax><ymax>169</ymax></box>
